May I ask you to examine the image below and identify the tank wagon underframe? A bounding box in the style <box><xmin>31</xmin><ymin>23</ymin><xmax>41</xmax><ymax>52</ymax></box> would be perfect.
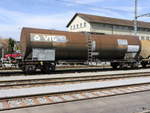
<box><xmin>19</xmin><ymin>27</ymin><xmax>142</xmax><ymax>73</ymax></box>
<box><xmin>19</xmin><ymin>60</ymin><xmax>56</xmax><ymax>73</ymax></box>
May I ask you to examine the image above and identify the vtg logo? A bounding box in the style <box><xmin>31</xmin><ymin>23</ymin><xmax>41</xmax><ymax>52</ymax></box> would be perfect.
<box><xmin>33</xmin><ymin>34</ymin><xmax>58</xmax><ymax>42</ymax></box>
<box><xmin>30</xmin><ymin>33</ymin><xmax>67</xmax><ymax>43</ymax></box>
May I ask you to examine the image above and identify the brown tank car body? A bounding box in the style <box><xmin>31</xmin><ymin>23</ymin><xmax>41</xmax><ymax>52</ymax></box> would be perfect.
<box><xmin>21</xmin><ymin>28</ymin><xmax>88</xmax><ymax>61</ymax></box>
<box><xmin>92</xmin><ymin>35</ymin><xmax>141</xmax><ymax>60</ymax></box>
<box><xmin>20</xmin><ymin>27</ymin><xmax>141</xmax><ymax>61</ymax></box>
<box><xmin>140</xmin><ymin>40</ymin><xmax>150</xmax><ymax>59</ymax></box>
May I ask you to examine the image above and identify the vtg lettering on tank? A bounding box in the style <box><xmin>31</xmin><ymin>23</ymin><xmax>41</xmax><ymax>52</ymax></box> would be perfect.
<box><xmin>30</xmin><ymin>33</ymin><xmax>68</xmax><ymax>43</ymax></box>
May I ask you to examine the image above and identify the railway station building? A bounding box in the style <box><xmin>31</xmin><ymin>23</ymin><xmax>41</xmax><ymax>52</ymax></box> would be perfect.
<box><xmin>67</xmin><ymin>13</ymin><xmax>150</xmax><ymax>40</ymax></box>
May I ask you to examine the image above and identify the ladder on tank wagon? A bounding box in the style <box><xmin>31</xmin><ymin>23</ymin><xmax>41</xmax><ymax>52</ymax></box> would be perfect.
<box><xmin>86</xmin><ymin>33</ymin><xmax>95</xmax><ymax>64</ymax></box>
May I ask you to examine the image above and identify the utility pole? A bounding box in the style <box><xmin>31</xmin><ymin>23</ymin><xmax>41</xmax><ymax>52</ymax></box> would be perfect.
<box><xmin>134</xmin><ymin>0</ymin><xmax>138</xmax><ymax>35</ymax></box>
<box><xmin>134</xmin><ymin>0</ymin><xmax>150</xmax><ymax>36</ymax></box>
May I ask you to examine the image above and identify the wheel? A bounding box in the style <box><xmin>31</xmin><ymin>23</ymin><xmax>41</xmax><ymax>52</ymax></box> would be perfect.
<box><xmin>111</xmin><ymin>63</ymin><xmax>118</xmax><ymax>69</ymax></box>
<box><xmin>141</xmin><ymin>63</ymin><xmax>147</xmax><ymax>68</ymax></box>
<box><xmin>41</xmin><ymin>64</ymin><xmax>51</xmax><ymax>74</ymax></box>
<box><xmin>51</xmin><ymin>65</ymin><xmax>56</xmax><ymax>72</ymax></box>
<box><xmin>141</xmin><ymin>61</ymin><xmax>147</xmax><ymax>68</ymax></box>
<box><xmin>23</xmin><ymin>65</ymin><xmax>36</xmax><ymax>74</ymax></box>
<box><xmin>112</xmin><ymin>65</ymin><xmax>117</xmax><ymax>69</ymax></box>
<box><xmin>119</xmin><ymin>64</ymin><xmax>128</xmax><ymax>69</ymax></box>
<box><xmin>130</xmin><ymin>63</ymin><xmax>139</xmax><ymax>69</ymax></box>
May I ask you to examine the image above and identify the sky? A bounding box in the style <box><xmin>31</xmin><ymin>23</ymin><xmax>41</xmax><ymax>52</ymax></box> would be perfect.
<box><xmin>0</xmin><ymin>0</ymin><xmax>150</xmax><ymax>40</ymax></box>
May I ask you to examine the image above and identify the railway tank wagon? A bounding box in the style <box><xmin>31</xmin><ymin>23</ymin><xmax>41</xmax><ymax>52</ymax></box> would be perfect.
<box><xmin>19</xmin><ymin>27</ymin><xmax>141</xmax><ymax>73</ymax></box>
<box><xmin>140</xmin><ymin>40</ymin><xmax>150</xmax><ymax>67</ymax></box>
<box><xmin>20</xmin><ymin>28</ymin><xmax>88</xmax><ymax>73</ymax></box>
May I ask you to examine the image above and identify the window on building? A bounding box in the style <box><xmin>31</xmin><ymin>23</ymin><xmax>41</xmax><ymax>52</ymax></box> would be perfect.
<box><xmin>99</xmin><ymin>24</ymin><xmax>103</xmax><ymax>27</ymax></box>
<box><xmin>124</xmin><ymin>26</ymin><xmax>129</xmax><ymax>30</ymax></box>
<box><xmin>141</xmin><ymin>36</ymin><xmax>145</xmax><ymax>40</ymax></box>
<box><xmin>139</xmin><ymin>28</ymin><xmax>142</xmax><ymax>31</ymax></box>
<box><xmin>106</xmin><ymin>24</ymin><xmax>111</xmax><ymax>28</ymax></box>
<box><xmin>145</xmin><ymin>29</ymin><xmax>149</xmax><ymax>31</ymax></box>
<box><xmin>143</xmin><ymin>28</ymin><xmax>147</xmax><ymax>31</ymax></box>
<box><xmin>145</xmin><ymin>29</ymin><xmax>148</xmax><ymax>31</ymax></box>
<box><xmin>80</xmin><ymin>23</ymin><xmax>82</xmax><ymax>28</ymax></box>
<box><xmin>129</xmin><ymin>27</ymin><xmax>133</xmax><ymax>30</ymax></box>
<box><xmin>84</xmin><ymin>22</ymin><xmax>86</xmax><ymax>27</ymax></box>
<box><xmin>73</xmin><ymin>25</ymin><xmax>75</xmax><ymax>29</ymax></box>
<box><xmin>114</xmin><ymin>25</ymin><xmax>120</xmax><ymax>29</ymax></box>
<box><xmin>102</xmin><ymin>24</ymin><xmax>106</xmax><ymax>27</ymax></box>
<box><xmin>105</xmin><ymin>24</ymin><xmax>108</xmax><ymax>28</ymax></box>
<box><xmin>142</xmin><ymin>28</ymin><xmax>145</xmax><ymax>31</ymax></box>
<box><xmin>146</xmin><ymin>36</ymin><xmax>149</xmax><ymax>40</ymax></box>
<box><xmin>77</xmin><ymin>24</ymin><xmax>79</xmax><ymax>29</ymax></box>
<box><xmin>119</xmin><ymin>26</ymin><xmax>124</xmax><ymax>29</ymax></box>
<box><xmin>113</xmin><ymin>25</ymin><xmax>117</xmax><ymax>29</ymax></box>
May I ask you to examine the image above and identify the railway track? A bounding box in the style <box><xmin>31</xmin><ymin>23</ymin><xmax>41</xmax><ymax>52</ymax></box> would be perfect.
<box><xmin>0</xmin><ymin>67</ymin><xmax>112</xmax><ymax>76</ymax></box>
<box><xmin>0</xmin><ymin>65</ymin><xmax>110</xmax><ymax>70</ymax></box>
<box><xmin>0</xmin><ymin>82</ymin><xmax>150</xmax><ymax>111</ymax></box>
<box><xmin>0</xmin><ymin>65</ymin><xmax>149</xmax><ymax>76</ymax></box>
<box><xmin>1</xmin><ymin>70</ymin><xmax>150</xmax><ymax>111</ymax></box>
<box><xmin>1</xmin><ymin>71</ymin><xmax>150</xmax><ymax>89</ymax></box>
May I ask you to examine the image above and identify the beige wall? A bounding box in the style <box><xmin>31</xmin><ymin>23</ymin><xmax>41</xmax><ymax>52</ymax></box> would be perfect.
<box><xmin>68</xmin><ymin>16</ymin><xmax>91</xmax><ymax>32</ymax></box>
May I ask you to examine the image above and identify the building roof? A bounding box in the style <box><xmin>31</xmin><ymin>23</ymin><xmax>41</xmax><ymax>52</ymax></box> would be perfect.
<box><xmin>66</xmin><ymin>13</ymin><xmax>150</xmax><ymax>29</ymax></box>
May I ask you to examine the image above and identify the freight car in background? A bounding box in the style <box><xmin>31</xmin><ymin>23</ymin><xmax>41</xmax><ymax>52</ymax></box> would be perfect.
<box><xmin>18</xmin><ymin>27</ymin><xmax>148</xmax><ymax>73</ymax></box>
<box><xmin>140</xmin><ymin>40</ymin><xmax>150</xmax><ymax>67</ymax></box>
